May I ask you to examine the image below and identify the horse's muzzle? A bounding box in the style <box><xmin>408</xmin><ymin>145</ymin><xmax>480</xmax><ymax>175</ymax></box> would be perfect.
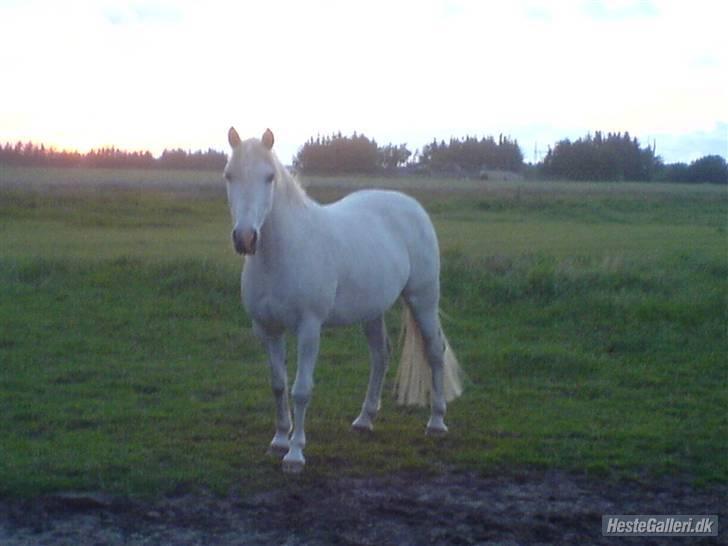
<box><xmin>232</xmin><ymin>228</ymin><xmax>258</xmax><ymax>255</ymax></box>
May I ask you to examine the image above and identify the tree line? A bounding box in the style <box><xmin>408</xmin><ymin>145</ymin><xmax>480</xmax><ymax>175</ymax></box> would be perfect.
<box><xmin>420</xmin><ymin>135</ymin><xmax>523</xmax><ymax>175</ymax></box>
<box><xmin>293</xmin><ymin>133</ymin><xmax>522</xmax><ymax>176</ymax></box>
<box><xmin>0</xmin><ymin>141</ymin><xmax>227</xmax><ymax>170</ymax></box>
<box><xmin>653</xmin><ymin>155</ymin><xmax>727</xmax><ymax>185</ymax></box>
<box><xmin>2</xmin><ymin>133</ymin><xmax>725</xmax><ymax>184</ymax></box>
<box><xmin>292</xmin><ymin>133</ymin><xmax>412</xmax><ymax>174</ymax></box>
<box><xmin>292</xmin><ymin>131</ymin><xmax>725</xmax><ymax>184</ymax></box>
<box><xmin>541</xmin><ymin>131</ymin><xmax>727</xmax><ymax>184</ymax></box>
<box><xmin>541</xmin><ymin>131</ymin><xmax>657</xmax><ymax>181</ymax></box>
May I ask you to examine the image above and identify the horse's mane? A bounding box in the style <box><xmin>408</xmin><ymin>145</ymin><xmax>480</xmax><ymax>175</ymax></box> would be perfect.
<box><xmin>271</xmin><ymin>152</ymin><xmax>309</xmax><ymax>207</ymax></box>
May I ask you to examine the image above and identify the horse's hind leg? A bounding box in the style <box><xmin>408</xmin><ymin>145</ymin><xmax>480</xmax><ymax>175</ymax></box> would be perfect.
<box><xmin>352</xmin><ymin>315</ymin><xmax>390</xmax><ymax>432</ymax></box>
<box><xmin>405</xmin><ymin>297</ymin><xmax>449</xmax><ymax>435</ymax></box>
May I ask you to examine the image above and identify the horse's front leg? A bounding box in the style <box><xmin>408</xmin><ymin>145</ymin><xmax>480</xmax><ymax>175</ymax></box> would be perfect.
<box><xmin>282</xmin><ymin>318</ymin><xmax>321</xmax><ymax>474</ymax></box>
<box><xmin>352</xmin><ymin>315</ymin><xmax>390</xmax><ymax>432</ymax></box>
<box><xmin>255</xmin><ymin>325</ymin><xmax>290</xmax><ymax>456</ymax></box>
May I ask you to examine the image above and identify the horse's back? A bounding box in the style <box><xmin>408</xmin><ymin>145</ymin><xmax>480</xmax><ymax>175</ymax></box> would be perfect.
<box><xmin>326</xmin><ymin>189</ymin><xmax>438</xmax><ymax>259</ymax></box>
<box><xmin>329</xmin><ymin>188</ymin><xmax>434</xmax><ymax>234</ymax></box>
<box><xmin>321</xmin><ymin>190</ymin><xmax>440</xmax><ymax>324</ymax></box>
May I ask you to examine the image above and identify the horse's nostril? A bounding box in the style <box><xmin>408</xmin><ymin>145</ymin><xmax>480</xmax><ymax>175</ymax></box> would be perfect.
<box><xmin>245</xmin><ymin>230</ymin><xmax>258</xmax><ymax>255</ymax></box>
<box><xmin>232</xmin><ymin>230</ymin><xmax>244</xmax><ymax>254</ymax></box>
<box><xmin>232</xmin><ymin>228</ymin><xmax>258</xmax><ymax>255</ymax></box>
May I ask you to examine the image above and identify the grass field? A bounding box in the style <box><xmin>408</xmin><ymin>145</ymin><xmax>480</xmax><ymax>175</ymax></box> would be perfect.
<box><xmin>0</xmin><ymin>166</ymin><xmax>726</xmax><ymax>498</ymax></box>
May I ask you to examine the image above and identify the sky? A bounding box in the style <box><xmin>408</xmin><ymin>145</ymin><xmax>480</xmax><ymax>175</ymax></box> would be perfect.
<box><xmin>0</xmin><ymin>0</ymin><xmax>726</xmax><ymax>164</ymax></box>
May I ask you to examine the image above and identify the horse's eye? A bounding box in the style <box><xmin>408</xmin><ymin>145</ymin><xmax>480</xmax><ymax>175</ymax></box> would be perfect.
<box><xmin>265</xmin><ymin>173</ymin><xmax>275</xmax><ymax>184</ymax></box>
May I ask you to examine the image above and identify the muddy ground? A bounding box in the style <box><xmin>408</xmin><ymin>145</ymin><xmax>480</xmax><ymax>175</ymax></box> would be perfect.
<box><xmin>0</xmin><ymin>470</ymin><xmax>724</xmax><ymax>545</ymax></box>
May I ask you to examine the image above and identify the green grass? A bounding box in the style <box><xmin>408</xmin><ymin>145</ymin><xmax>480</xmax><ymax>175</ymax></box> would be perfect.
<box><xmin>0</xmin><ymin>167</ymin><xmax>726</xmax><ymax>497</ymax></box>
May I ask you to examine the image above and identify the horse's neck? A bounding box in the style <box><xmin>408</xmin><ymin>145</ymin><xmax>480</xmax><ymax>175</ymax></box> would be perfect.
<box><xmin>258</xmin><ymin>173</ymin><xmax>317</xmax><ymax>262</ymax></box>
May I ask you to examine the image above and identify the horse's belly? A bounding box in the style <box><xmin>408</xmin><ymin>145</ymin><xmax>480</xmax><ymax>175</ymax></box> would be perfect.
<box><xmin>325</xmin><ymin>292</ymin><xmax>399</xmax><ymax>326</ymax></box>
<box><xmin>325</xmin><ymin>252</ymin><xmax>409</xmax><ymax>327</ymax></box>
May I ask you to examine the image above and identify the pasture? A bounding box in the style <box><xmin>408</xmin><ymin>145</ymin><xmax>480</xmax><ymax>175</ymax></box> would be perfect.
<box><xmin>0</xmin><ymin>166</ymin><xmax>726</xmax><ymax>498</ymax></box>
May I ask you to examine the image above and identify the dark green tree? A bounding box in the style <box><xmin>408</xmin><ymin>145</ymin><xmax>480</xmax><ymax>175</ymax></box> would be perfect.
<box><xmin>687</xmin><ymin>155</ymin><xmax>727</xmax><ymax>184</ymax></box>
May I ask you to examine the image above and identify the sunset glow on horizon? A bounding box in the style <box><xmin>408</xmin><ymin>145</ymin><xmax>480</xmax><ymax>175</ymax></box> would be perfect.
<box><xmin>1</xmin><ymin>0</ymin><xmax>726</xmax><ymax>164</ymax></box>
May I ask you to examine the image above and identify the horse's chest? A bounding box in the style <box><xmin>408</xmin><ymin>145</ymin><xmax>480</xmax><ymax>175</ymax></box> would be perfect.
<box><xmin>242</xmin><ymin>273</ymin><xmax>285</xmax><ymax>327</ymax></box>
<box><xmin>240</xmin><ymin>252</ymin><xmax>338</xmax><ymax>330</ymax></box>
<box><xmin>241</xmin><ymin>266</ymin><xmax>318</xmax><ymax>330</ymax></box>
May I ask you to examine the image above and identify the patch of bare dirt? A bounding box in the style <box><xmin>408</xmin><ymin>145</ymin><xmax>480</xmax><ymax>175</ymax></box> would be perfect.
<box><xmin>0</xmin><ymin>470</ymin><xmax>724</xmax><ymax>545</ymax></box>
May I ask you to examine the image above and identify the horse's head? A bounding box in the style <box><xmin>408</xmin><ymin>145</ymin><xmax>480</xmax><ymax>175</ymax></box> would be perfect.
<box><xmin>224</xmin><ymin>127</ymin><xmax>277</xmax><ymax>255</ymax></box>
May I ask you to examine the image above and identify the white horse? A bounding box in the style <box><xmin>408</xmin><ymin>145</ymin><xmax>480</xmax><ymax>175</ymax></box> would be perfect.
<box><xmin>224</xmin><ymin>127</ymin><xmax>462</xmax><ymax>473</ymax></box>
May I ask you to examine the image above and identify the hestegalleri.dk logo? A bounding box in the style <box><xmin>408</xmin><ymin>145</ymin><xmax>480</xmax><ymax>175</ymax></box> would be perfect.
<box><xmin>602</xmin><ymin>515</ymin><xmax>718</xmax><ymax>537</ymax></box>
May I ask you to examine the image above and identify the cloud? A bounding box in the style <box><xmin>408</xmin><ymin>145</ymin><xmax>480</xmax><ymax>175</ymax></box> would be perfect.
<box><xmin>582</xmin><ymin>0</ymin><xmax>658</xmax><ymax>21</ymax></box>
<box><xmin>650</xmin><ymin>122</ymin><xmax>728</xmax><ymax>164</ymax></box>
<box><xmin>0</xmin><ymin>0</ymin><xmax>725</xmax><ymax>163</ymax></box>
<box><xmin>104</xmin><ymin>1</ymin><xmax>183</xmax><ymax>26</ymax></box>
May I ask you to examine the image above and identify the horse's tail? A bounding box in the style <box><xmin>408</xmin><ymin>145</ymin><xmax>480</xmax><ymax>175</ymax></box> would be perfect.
<box><xmin>393</xmin><ymin>304</ymin><xmax>463</xmax><ymax>407</ymax></box>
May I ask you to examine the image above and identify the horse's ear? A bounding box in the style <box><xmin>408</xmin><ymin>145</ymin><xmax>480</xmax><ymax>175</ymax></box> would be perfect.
<box><xmin>262</xmin><ymin>128</ymin><xmax>274</xmax><ymax>150</ymax></box>
<box><xmin>228</xmin><ymin>126</ymin><xmax>241</xmax><ymax>148</ymax></box>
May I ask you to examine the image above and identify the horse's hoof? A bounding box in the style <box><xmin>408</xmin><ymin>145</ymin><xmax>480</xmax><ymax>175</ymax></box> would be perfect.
<box><xmin>282</xmin><ymin>458</ymin><xmax>305</xmax><ymax>474</ymax></box>
<box><xmin>267</xmin><ymin>443</ymin><xmax>288</xmax><ymax>457</ymax></box>
<box><xmin>426</xmin><ymin>423</ymin><xmax>449</xmax><ymax>437</ymax></box>
<box><xmin>426</xmin><ymin>414</ymin><xmax>449</xmax><ymax>436</ymax></box>
<box><xmin>351</xmin><ymin>423</ymin><xmax>374</xmax><ymax>433</ymax></box>
<box><xmin>351</xmin><ymin>416</ymin><xmax>374</xmax><ymax>433</ymax></box>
